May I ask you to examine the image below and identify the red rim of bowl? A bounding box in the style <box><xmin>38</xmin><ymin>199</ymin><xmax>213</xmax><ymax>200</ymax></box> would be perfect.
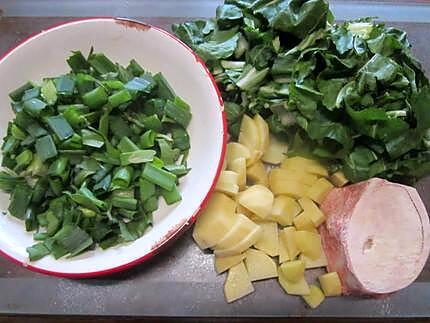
<box><xmin>0</xmin><ymin>17</ymin><xmax>227</xmax><ymax>278</ymax></box>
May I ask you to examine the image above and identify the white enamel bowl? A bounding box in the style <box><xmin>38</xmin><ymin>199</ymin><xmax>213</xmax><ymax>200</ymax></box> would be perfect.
<box><xmin>0</xmin><ymin>18</ymin><xmax>226</xmax><ymax>277</ymax></box>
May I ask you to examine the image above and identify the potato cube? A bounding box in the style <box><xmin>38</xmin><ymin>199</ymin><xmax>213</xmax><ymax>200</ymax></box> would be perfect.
<box><xmin>238</xmin><ymin>115</ymin><xmax>263</xmax><ymax>166</ymax></box>
<box><xmin>236</xmin><ymin>204</ymin><xmax>261</xmax><ymax>222</ymax></box>
<box><xmin>229</xmin><ymin>157</ymin><xmax>247</xmax><ymax>190</ymax></box>
<box><xmin>306</xmin><ymin>178</ymin><xmax>334</xmax><ymax>204</ymax></box>
<box><xmin>299</xmin><ymin>252</ymin><xmax>328</xmax><ymax>269</ymax></box>
<box><xmin>278</xmin><ymin>230</ymin><xmax>290</xmax><ymax>264</ymax></box>
<box><xmin>270</xmin><ymin>179</ymin><xmax>310</xmax><ymax>198</ymax></box>
<box><xmin>281</xmin><ymin>157</ymin><xmax>328</xmax><ymax>177</ymax></box>
<box><xmin>226</xmin><ymin>142</ymin><xmax>251</xmax><ymax>168</ymax></box>
<box><xmin>269</xmin><ymin>168</ymin><xmax>318</xmax><ymax>186</ymax></box>
<box><xmin>224</xmin><ymin>261</ymin><xmax>254</xmax><ymax>303</ymax></box>
<box><xmin>302</xmin><ymin>285</ymin><xmax>325</xmax><ymax>309</ymax></box>
<box><xmin>193</xmin><ymin>192</ymin><xmax>236</xmax><ymax>249</ymax></box>
<box><xmin>279</xmin><ymin>260</ymin><xmax>305</xmax><ymax>283</ymax></box>
<box><xmin>330</xmin><ymin>171</ymin><xmax>349</xmax><ymax>187</ymax></box>
<box><xmin>262</xmin><ymin>134</ymin><xmax>288</xmax><ymax>165</ymax></box>
<box><xmin>280</xmin><ymin>227</ymin><xmax>300</xmax><ymax>260</ymax></box>
<box><xmin>253</xmin><ymin>114</ymin><xmax>269</xmax><ymax>154</ymax></box>
<box><xmin>215</xmin><ymin>253</ymin><xmax>246</xmax><ymax>274</ymax></box>
<box><xmin>215</xmin><ymin>213</ymin><xmax>260</xmax><ymax>250</ymax></box>
<box><xmin>319</xmin><ymin>272</ymin><xmax>342</xmax><ymax>296</ymax></box>
<box><xmin>245</xmin><ymin>248</ymin><xmax>278</xmax><ymax>281</ymax></box>
<box><xmin>293</xmin><ymin>211</ymin><xmax>317</xmax><ymax>232</ymax></box>
<box><xmin>269</xmin><ymin>195</ymin><xmax>301</xmax><ymax>226</ymax></box>
<box><xmin>278</xmin><ymin>268</ymin><xmax>310</xmax><ymax>295</ymax></box>
<box><xmin>298</xmin><ymin>197</ymin><xmax>326</xmax><ymax>227</ymax></box>
<box><xmin>238</xmin><ymin>185</ymin><xmax>274</xmax><ymax>219</ymax></box>
<box><xmin>294</xmin><ymin>231</ymin><xmax>322</xmax><ymax>260</ymax></box>
<box><xmin>214</xmin><ymin>226</ymin><xmax>262</xmax><ymax>257</ymax></box>
<box><xmin>247</xmin><ymin>161</ymin><xmax>268</xmax><ymax>186</ymax></box>
<box><xmin>253</xmin><ymin>222</ymin><xmax>279</xmax><ymax>257</ymax></box>
<box><xmin>215</xmin><ymin>170</ymin><xmax>240</xmax><ymax>196</ymax></box>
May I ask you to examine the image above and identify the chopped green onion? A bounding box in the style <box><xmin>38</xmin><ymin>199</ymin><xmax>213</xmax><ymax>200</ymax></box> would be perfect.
<box><xmin>41</xmin><ymin>80</ymin><xmax>58</xmax><ymax>105</ymax></box>
<box><xmin>14</xmin><ymin>149</ymin><xmax>33</xmax><ymax>171</ymax></box>
<box><xmin>46</xmin><ymin>115</ymin><xmax>74</xmax><ymax>140</ymax></box>
<box><xmin>8</xmin><ymin>184</ymin><xmax>32</xmax><ymax>219</ymax></box>
<box><xmin>140</xmin><ymin>130</ymin><xmax>156</xmax><ymax>148</ymax></box>
<box><xmin>161</xmin><ymin>184</ymin><xmax>182</xmax><ymax>205</ymax></box>
<box><xmin>125</xmin><ymin>75</ymin><xmax>156</xmax><ymax>94</ymax></box>
<box><xmin>111</xmin><ymin>166</ymin><xmax>133</xmax><ymax>190</ymax></box>
<box><xmin>164</xmin><ymin>99</ymin><xmax>192</xmax><ymax>128</ymax></box>
<box><xmin>88</xmin><ymin>53</ymin><xmax>117</xmax><ymax>75</ymax></box>
<box><xmin>127</xmin><ymin>59</ymin><xmax>145</xmax><ymax>76</ymax></box>
<box><xmin>23</xmin><ymin>98</ymin><xmax>47</xmax><ymax>116</ymax></box>
<box><xmin>139</xmin><ymin>178</ymin><xmax>156</xmax><ymax>203</ymax></box>
<box><xmin>143</xmin><ymin>196</ymin><xmax>159</xmax><ymax>213</ymax></box>
<box><xmin>27</xmin><ymin>243</ymin><xmax>51</xmax><ymax>261</ymax></box>
<box><xmin>120</xmin><ymin>150</ymin><xmax>156</xmax><ymax>165</ymax></box>
<box><xmin>35</xmin><ymin>135</ymin><xmax>57</xmax><ymax>161</ymax></box>
<box><xmin>108</xmin><ymin>89</ymin><xmax>132</xmax><ymax>108</ymax></box>
<box><xmin>118</xmin><ymin>137</ymin><xmax>139</xmax><ymax>153</ymax></box>
<box><xmin>154</xmin><ymin>72</ymin><xmax>175</xmax><ymax>100</ymax></box>
<box><xmin>55</xmin><ymin>76</ymin><xmax>75</xmax><ymax>96</ymax></box>
<box><xmin>9</xmin><ymin>82</ymin><xmax>33</xmax><ymax>101</ymax></box>
<box><xmin>82</xmin><ymin>86</ymin><xmax>108</xmax><ymax>109</ymax></box>
<box><xmin>141</xmin><ymin>114</ymin><xmax>162</xmax><ymax>132</ymax></box>
<box><xmin>142</xmin><ymin>163</ymin><xmax>176</xmax><ymax>191</ymax></box>
<box><xmin>67</xmin><ymin>51</ymin><xmax>90</xmax><ymax>73</ymax></box>
<box><xmin>82</xmin><ymin>129</ymin><xmax>104</xmax><ymax>148</ymax></box>
<box><xmin>22</xmin><ymin>87</ymin><xmax>40</xmax><ymax>101</ymax></box>
<box><xmin>54</xmin><ymin>224</ymin><xmax>93</xmax><ymax>256</ymax></box>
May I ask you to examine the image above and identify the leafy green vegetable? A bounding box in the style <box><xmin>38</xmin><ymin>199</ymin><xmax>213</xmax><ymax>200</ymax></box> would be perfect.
<box><xmin>174</xmin><ymin>0</ymin><xmax>430</xmax><ymax>182</ymax></box>
<box><xmin>0</xmin><ymin>50</ymin><xmax>192</xmax><ymax>260</ymax></box>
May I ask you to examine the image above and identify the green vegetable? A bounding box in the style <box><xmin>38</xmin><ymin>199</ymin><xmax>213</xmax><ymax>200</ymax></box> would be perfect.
<box><xmin>174</xmin><ymin>0</ymin><xmax>430</xmax><ymax>183</ymax></box>
<box><xmin>0</xmin><ymin>49</ymin><xmax>191</xmax><ymax>261</ymax></box>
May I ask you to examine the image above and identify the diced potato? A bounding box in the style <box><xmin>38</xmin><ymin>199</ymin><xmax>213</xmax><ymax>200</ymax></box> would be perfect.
<box><xmin>245</xmin><ymin>248</ymin><xmax>278</xmax><ymax>281</ymax></box>
<box><xmin>246</xmin><ymin>161</ymin><xmax>268</xmax><ymax>186</ymax></box>
<box><xmin>215</xmin><ymin>226</ymin><xmax>262</xmax><ymax>257</ymax></box>
<box><xmin>306</xmin><ymin>178</ymin><xmax>334</xmax><ymax>204</ymax></box>
<box><xmin>299</xmin><ymin>252</ymin><xmax>328</xmax><ymax>269</ymax></box>
<box><xmin>215</xmin><ymin>253</ymin><xmax>246</xmax><ymax>274</ymax></box>
<box><xmin>278</xmin><ymin>268</ymin><xmax>310</xmax><ymax>295</ymax></box>
<box><xmin>193</xmin><ymin>193</ymin><xmax>237</xmax><ymax>249</ymax></box>
<box><xmin>236</xmin><ymin>204</ymin><xmax>261</xmax><ymax>222</ymax></box>
<box><xmin>222</xmin><ymin>156</ymin><xmax>227</xmax><ymax>170</ymax></box>
<box><xmin>279</xmin><ymin>260</ymin><xmax>305</xmax><ymax>283</ymax></box>
<box><xmin>254</xmin><ymin>222</ymin><xmax>279</xmax><ymax>257</ymax></box>
<box><xmin>319</xmin><ymin>272</ymin><xmax>342</xmax><ymax>297</ymax></box>
<box><xmin>226</xmin><ymin>142</ymin><xmax>251</xmax><ymax>168</ymax></box>
<box><xmin>229</xmin><ymin>157</ymin><xmax>247</xmax><ymax>190</ymax></box>
<box><xmin>215</xmin><ymin>170</ymin><xmax>240</xmax><ymax>196</ymax></box>
<box><xmin>302</xmin><ymin>285</ymin><xmax>325</xmax><ymax>309</ymax></box>
<box><xmin>238</xmin><ymin>115</ymin><xmax>263</xmax><ymax>166</ymax></box>
<box><xmin>269</xmin><ymin>168</ymin><xmax>319</xmax><ymax>186</ymax></box>
<box><xmin>294</xmin><ymin>231</ymin><xmax>322</xmax><ymax>260</ymax></box>
<box><xmin>224</xmin><ymin>261</ymin><xmax>254</xmax><ymax>303</ymax></box>
<box><xmin>293</xmin><ymin>211</ymin><xmax>316</xmax><ymax>232</ymax></box>
<box><xmin>215</xmin><ymin>213</ymin><xmax>260</xmax><ymax>250</ymax></box>
<box><xmin>238</xmin><ymin>185</ymin><xmax>274</xmax><ymax>219</ymax></box>
<box><xmin>262</xmin><ymin>134</ymin><xmax>288</xmax><ymax>165</ymax></box>
<box><xmin>269</xmin><ymin>195</ymin><xmax>302</xmax><ymax>226</ymax></box>
<box><xmin>278</xmin><ymin>230</ymin><xmax>290</xmax><ymax>264</ymax></box>
<box><xmin>281</xmin><ymin>157</ymin><xmax>329</xmax><ymax>177</ymax></box>
<box><xmin>253</xmin><ymin>114</ymin><xmax>269</xmax><ymax>154</ymax></box>
<box><xmin>298</xmin><ymin>197</ymin><xmax>326</xmax><ymax>227</ymax></box>
<box><xmin>270</xmin><ymin>179</ymin><xmax>310</xmax><ymax>198</ymax></box>
<box><xmin>280</xmin><ymin>227</ymin><xmax>300</xmax><ymax>260</ymax></box>
<box><xmin>330</xmin><ymin>171</ymin><xmax>349</xmax><ymax>187</ymax></box>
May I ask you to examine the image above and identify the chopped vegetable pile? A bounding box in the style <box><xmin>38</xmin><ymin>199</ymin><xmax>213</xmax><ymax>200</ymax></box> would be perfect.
<box><xmin>173</xmin><ymin>0</ymin><xmax>430</xmax><ymax>183</ymax></box>
<box><xmin>0</xmin><ymin>49</ymin><xmax>192</xmax><ymax>261</ymax></box>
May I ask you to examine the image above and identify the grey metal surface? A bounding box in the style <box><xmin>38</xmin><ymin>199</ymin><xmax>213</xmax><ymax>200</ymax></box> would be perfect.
<box><xmin>1</xmin><ymin>4</ymin><xmax>430</xmax><ymax>318</ymax></box>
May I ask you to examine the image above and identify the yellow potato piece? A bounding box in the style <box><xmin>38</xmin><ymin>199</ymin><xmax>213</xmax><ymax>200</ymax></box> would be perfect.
<box><xmin>306</xmin><ymin>178</ymin><xmax>334</xmax><ymax>205</ymax></box>
<box><xmin>318</xmin><ymin>272</ymin><xmax>342</xmax><ymax>297</ymax></box>
<box><xmin>215</xmin><ymin>170</ymin><xmax>240</xmax><ymax>196</ymax></box>
<box><xmin>279</xmin><ymin>259</ymin><xmax>306</xmax><ymax>283</ymax></box>
<box><xmin>294</xmin><ymin>230</ymin><xmax>322</xmax><ymax>260</ymax></box>
<box><xmin>278</xmin><ymin>268</ymin><xmax>310</xmax><ymax>296</ymax></box>
<box><xmin>229</xmin><ymin>157</ymin><xmax>247</xmax><ymax>190</ymax></box>
<box><xmin>262</xmin><ymin>134</ymin><xmax>288</xmax><ymax>165</ymax></box>
<box><xmin>299</xmin><ymin>252</ymin><xmax>328</xmax><ymax>269</ymax></box>
<box><xmin>269</xmin><ymin>168</ymin><xmax>319</xmax><ymax>186</ymax></box>
<box><xmin>224</xmin><ymin>261</ymin><xmax>254</xmax><ymax>303</ymax></box>
<box><xmin>221</xmin><ymin>156</ymin><xmax>227</xmax><ymax>170</ymax></box>
<box><xmin>330</xmin><ymin>171</ymin><xmax>349</xmax><ymax>187</ymax></box>
<box><xmin>193</xmin><ymin>193</ymin><xmax>236</xmax><ymax>249</ymax></box>
<box><xmin>215</xmin><ymin>213</ymin><xmax>259</xmax><ymax>250</ymax></box>
<box><xmin>236</xmin><ymin>204</ymin><xmax>261</xmax><ymax>222</ymax></box>
<box><xmin>280</xmin><ymin>227</ymin><xmax>300</xmax><ymax>260</ymax></box>
<box><xmin>281</xmin><ymin>157</ymin><xmax>328</xmax><ymax>177</ymax></box>
<box><xmin>270</xmin><ymin>179</ymin><xmax>310</xmax><ymax>198</ymax></box>
<box><xmin>302</xmin><ymin>285</ymin><xmax>325</xmax><ymax>309</ymax></box>
<box><xmin>269</xmin><ymin>195</ymin><xmax>302</xmax><ymax>226</ymax></box>
<box><xmin>253</xmin><ymin>222</ymin><xmax>279</xmax><ymax>257</ymax></box>
<box><xmin>238</xmin><ymin>115</ymin><xmax>263</xmax><ymax>166</ymax></box>
<box><xmin>226</xmin><ymin>142</ymin><xmax>251</xmax><ymax>168</ymax></box>
<box><xmin>247</xmin><ymin>161</ymin><xmax>268</xmax><ymax>186</ymax></box>
<box><xmin>253</xmin><ymin>114</ymin><xmax>269</xmax><ymax>154</ymax></box>
<box><xmin>278</xmin><ymin>230</ymin><xmax>290</xmax><ymax>264</ymax></box>
<box><xmin>245</xmin><ymin>248</ymin><xmax>278</xmax><ymax>281</ymax></box>
<box><xmin>214</xmin><ymin>226</ymin><xmax>262</xmax><ymax>257</ymax></box>
<box><xmin>293</xmin><ymin>211</ymin><xmax>317</xmax><ymax>232</ymax></box>
<box><xmin>238</xmin><ymin>185</ymin><xmax>274</xmax><ymax>219</ymax></box>
<box><xmin>215</xmin><ymin>253</ymin><xmax>246</xmax><ymax>274</ymax></box>
<box><xmin>298</xmin><ymin>197</ymin><xmax>326</xmax><ymax>227</ymax></box>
